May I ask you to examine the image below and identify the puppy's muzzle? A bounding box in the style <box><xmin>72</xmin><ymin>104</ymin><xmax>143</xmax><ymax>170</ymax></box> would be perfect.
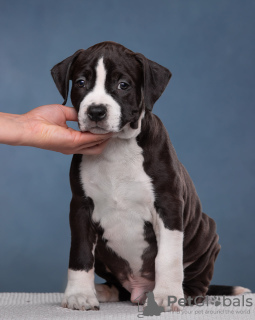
<box><xmin>87</xmin><ymin>104</ymin><xmax>107</xmax><ymax>122</ymax></box>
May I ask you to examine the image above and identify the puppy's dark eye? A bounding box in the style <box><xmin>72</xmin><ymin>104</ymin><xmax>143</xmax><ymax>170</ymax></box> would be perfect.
<box><xmin>118</xmin><ymin>82</ymin><xmax>129</xmax><ymax>90</ymax></box>
<box><xmin>76</xmin><ymin>78</ymin><xmax>86</xmax><ymax>88</ymax></box>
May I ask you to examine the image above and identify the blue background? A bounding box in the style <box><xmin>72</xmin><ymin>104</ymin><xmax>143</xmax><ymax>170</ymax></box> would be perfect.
<box><xmin>0</xmin><ymin>0</ymin><xmax>254</xmax><ymax>293</ymax></box>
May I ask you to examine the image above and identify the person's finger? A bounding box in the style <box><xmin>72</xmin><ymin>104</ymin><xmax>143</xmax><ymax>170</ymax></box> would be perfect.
<box><xmin>58</xmin><ymin>105</ymin><xmax>78</xmax><ymax>122</ymax></box>
<box><xmin>79</xmin><ymin>132</ymin><xmax>113</xmax><ymax>145</ymax></box>
<box><xmin>59</xmin><ymin>138</ymin><xmax>111</xmax><ymax>155</ymax></box>
<box><xmin>68</xmin><ymin>128</ymin><xmax>113</xmax><ymax>144</ymax></box>
<box><xmin>78</xmin><ymin>138</ymin><xmax>110</xmax><ymax>155</ymax></box>
<box><xmin>77</xmin><ymin>138</ymin><xmax>107</xmax><ymax>148</ymax></box>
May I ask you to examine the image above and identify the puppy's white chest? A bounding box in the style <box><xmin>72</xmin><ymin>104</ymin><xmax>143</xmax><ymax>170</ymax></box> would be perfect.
<box><xmin>79</xmin><ymin>138</ymin><xmax>156</xmax><ymax>273</ymax></box>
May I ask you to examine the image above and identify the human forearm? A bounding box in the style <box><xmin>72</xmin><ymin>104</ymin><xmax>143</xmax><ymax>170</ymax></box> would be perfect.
<box><xmin>0</xmin><ymin>112</ymin><xmax>26</xmax><ymax>146</ymax></box>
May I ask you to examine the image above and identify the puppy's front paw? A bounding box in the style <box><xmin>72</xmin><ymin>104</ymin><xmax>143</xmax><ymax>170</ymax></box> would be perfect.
<box><xmin>62</xmin><ymin>292</ymin><xmax>100</xmax><ymax>311</ymax></box>
<box><xmin>153</xmin><ymin>289</ymin><xmax>184</xmax><ymax>312</ymax></box>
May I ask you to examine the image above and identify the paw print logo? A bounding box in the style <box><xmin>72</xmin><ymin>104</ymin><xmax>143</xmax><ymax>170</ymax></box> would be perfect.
<box><xmin>211</xmin><ymin>296</ymin><xmax>221</xmax><ymax>307</ymax></box>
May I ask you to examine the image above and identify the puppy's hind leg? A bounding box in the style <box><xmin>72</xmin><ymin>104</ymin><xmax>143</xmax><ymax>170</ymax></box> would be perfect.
<box><xmin>95</xmin><ymin>282</ymin><xmax>131</xmax><ymax>302</ymax></box>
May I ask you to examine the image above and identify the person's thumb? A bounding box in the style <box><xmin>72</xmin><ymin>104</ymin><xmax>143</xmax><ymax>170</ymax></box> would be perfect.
<box><xmin>59</xmin><ymin>105</ymin><xmax>78</xmax><ymax>122</ymax></box>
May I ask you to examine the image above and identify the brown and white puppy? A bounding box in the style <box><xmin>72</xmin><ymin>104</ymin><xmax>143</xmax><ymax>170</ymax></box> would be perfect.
<box><xmin>51</xmin><ymin>41</ymin><xmax>250</xmax><ymax>312</ymax></box>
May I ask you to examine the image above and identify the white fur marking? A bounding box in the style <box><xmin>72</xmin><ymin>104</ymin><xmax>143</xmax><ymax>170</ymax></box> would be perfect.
<box><xmin>62</xmin><ymin>269</ymin><xmax>99</xmax><ymax>310</ymax></box>
<box><xmin>233</xmin><ymin>286</ymin><xmax>251</xmax><ymax>295</ymax></box>
<box><xmin>183</xmin><ymin>260</ymin><xmax>195</xmax><ymax>269</ymax></box>
<box><xmin>64</xmin><ymin>269</ymin><xmax>95</xmax><ymax>296</ymax></box>
<box><xmin>62</xmin><ymin>242</ymin><xmax>98</xmax><ymax>310</ymax></box>
<box><xmin>78</xmin><ymin>57</ymin><xmax>121</xmax><ymax>133</ymax></box>
<box><xmin>80</xmin><ymin>130</ymin><xmax>155</xmax><ymax>276</ymax></box>
<box><xmin>152</xmin><ymin>218</ymin><xmax>184</xmax><ymax>311</ymax></box>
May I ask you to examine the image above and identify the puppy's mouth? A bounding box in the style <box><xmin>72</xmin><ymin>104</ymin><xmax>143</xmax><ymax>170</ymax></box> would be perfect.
<box><xmin>86</xmin><ymin>126</ymin><xmax>110</xmax><ymax>134</ymax></box>
<box><xmin>78</xmin><ymin>119</ymin><xmax>124</xmax><ymax>135</ymax></box>
<box><xmin>79</xmin><ymin>123</ymin><xmax>112</xmax><ymax>134</ymax></box>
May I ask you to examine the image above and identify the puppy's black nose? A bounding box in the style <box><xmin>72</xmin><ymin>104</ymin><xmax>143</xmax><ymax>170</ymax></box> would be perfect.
<box><xmin>87</xmin><ymin>105</ymin><xmax>107</xmax><ymax>122</ymax></box>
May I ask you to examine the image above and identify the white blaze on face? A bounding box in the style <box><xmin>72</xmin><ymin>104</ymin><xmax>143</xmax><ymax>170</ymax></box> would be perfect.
<box><xmin>78</xmin><ymin>57</ymin><xmax>122</xmax><ymax>134</ymax></box>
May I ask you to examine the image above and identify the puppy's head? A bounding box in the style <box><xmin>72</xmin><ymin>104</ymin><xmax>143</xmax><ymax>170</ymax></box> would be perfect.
<box><xmin>51</xmin><ymin>42</ymin><xmax>171</xmax><ymax>135</ymax></box>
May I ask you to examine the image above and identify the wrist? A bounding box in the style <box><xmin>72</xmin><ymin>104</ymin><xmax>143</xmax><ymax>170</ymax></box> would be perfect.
<box><xmin>0</xmin><ymin>112</ymin><xmax>27</xmax><ymax>146</ymax></box>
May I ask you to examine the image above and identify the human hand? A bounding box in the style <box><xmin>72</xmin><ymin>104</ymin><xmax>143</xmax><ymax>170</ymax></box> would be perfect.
<box><xmin>20</xmin><ymin>104</ymin><xmax>112</xmax><ymax>155</ymax></box>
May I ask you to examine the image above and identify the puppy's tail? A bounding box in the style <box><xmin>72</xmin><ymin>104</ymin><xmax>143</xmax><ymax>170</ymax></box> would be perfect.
<box><xmin>207</xmin><ymin>285</ymin><xmax>251</xmax><ymax>296</ymax></box>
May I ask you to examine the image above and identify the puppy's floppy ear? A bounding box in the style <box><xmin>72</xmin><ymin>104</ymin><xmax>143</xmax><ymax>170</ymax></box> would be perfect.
<box><xmin>51</xmin><ymin>49</ymin><xmax>84</xmax><ymax>105</ymax></box>
<box><xmin>135</xmin><ymin>53</ymin><xmax>172</xmax><ymax>111</ymax></box>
